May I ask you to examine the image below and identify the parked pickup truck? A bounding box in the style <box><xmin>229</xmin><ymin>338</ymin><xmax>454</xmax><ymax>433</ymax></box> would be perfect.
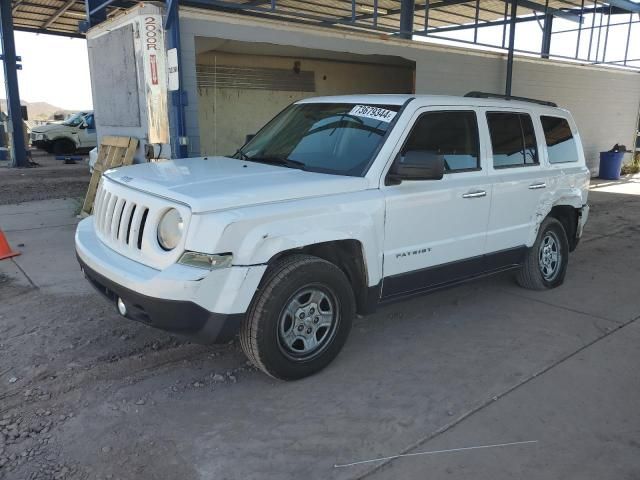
<box><xmin>76</xmin><ymin>93</ymin><xmax>590</xmax><ymax>380</ymax></box>
<box><xmin>30</xmin><ymin>111</ymin><xmax>96</xmax><ymax>154</ymax></box>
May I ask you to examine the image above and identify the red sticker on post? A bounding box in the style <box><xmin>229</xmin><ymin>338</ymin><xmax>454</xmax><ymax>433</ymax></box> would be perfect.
<box><xmin>150</xmin><ymin>54</ymin><xmax>158</xmax><ymax>85</ymax></box>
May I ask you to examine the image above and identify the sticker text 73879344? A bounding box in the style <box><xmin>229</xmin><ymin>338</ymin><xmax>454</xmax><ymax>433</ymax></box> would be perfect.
<box><xmin>349</xmin><ymin>105</ymin><xmax>397</xmax><ymax>123</ymax></box>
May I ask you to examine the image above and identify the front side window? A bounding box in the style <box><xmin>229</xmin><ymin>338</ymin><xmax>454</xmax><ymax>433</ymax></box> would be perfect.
<box><xmin>401</xmin><ymin>111</ymin><xmax>480</xmax><ymax>172</ymax></box>
<box><xmin>487</xmin><ymin>112</ymin><xmax>539</xmax><ymax>168</ymax></box>
<box><xmin>236</xmin><ymin>103</ymin><xmax>401</xmax><ymax>177</ymax></box>
<box><xmin>84</xmin><ymin>114</ymin><xmax>95</xmax><ymax>130</ymax></box>
<box><xmin>541</xmin><ymin>116</ymin><xmax>579</xmax><ymax>164</ymax></box>
<box><xmin>62</xmin><ymin>112</ymin><xmax>84</xmax><ymax>127</ymax></box>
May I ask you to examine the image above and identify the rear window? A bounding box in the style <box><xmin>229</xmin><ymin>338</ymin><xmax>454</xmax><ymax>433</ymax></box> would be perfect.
<box><xmin>541</xmin><ymin>116</ymin><xmax>579</xmax><ymax>164</ymax></box>
<box><xmin>401</xmin><ymin>111</ymin><xmax>480</xmax><ymax>172</ymax></box>
<box><xmin>487</xmin><ymin>112</ymin><xmax>538</xmax><ymax>168</ymax></box>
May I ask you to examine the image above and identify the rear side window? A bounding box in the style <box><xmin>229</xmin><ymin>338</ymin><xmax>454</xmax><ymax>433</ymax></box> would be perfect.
<box><xmin>402</xmin><ymin>111</ymin><xmax>480</xmax><ymax>172</ymax></box>
<box><xmin>487</xmin><ymin>112</ymin><xmax>538</xmax><ymax>168</ymax></box>
<box><xmin>541</xmin><ymin>116</ymin><xmax>579</xmax><ymax>164</ymax></box>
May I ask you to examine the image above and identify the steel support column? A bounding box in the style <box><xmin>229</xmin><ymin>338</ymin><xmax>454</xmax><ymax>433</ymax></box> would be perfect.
<box><xmin>0</xmin><ymin>0</ymin><xmax>27</xmax><ymax>167</ymax></box>
<box><xmin>399</xmin><ymin>0</ymin><xmax>415</xmax><ymax>39</ymax></box>
<box><xmin>505</xmin><ymin>0</ymin><xmax>517</xmax><ymax>96</ymax></box>
<box><xmin>541</xmin><ymin>13</ymin><xmax>553</xmax><ymax>58</ymax></box>
<box><xmin>165</xmin><ymin>0</ymin><xmax>188</xmax><ymax>158</ymax></box>
<box><xmin>84</xmin><ymin>0</ymin><xmax>106</xmax><ymax>29</ymax></box>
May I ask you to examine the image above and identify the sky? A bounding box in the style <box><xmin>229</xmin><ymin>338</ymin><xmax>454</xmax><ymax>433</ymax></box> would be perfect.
<box><xmin>0</xmin><ymin>10</ymin><xmax>638</xmax><ymax>112</ymax></box>
<box><xmin>1</xmin><ymin>31</ymin><xmax>93</xmax><ymax>110</ymax></box>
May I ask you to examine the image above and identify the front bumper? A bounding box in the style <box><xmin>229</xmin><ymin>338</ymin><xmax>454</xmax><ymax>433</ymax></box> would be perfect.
<box><xmin>75</xmin><ymin>217</ymin><xmax>266</xmax><ymax>344</ymax></box>
<box><xmin>78</xmin><ymin>255</ymin><xmax>242</xmax><ymax>343</ymax></box>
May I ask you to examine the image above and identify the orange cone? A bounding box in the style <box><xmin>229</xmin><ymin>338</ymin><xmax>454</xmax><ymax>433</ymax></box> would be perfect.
<box><xmin>0</xmin><ymin>229</ymin><xmax>20</xmax><ymax>260</ymax></box>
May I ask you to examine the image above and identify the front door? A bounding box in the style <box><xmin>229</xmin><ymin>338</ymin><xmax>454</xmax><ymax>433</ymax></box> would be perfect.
<box><xmin>381</xmin><ymin>107</ymin><xmax>492</xmax><ymax>298</ymax></box>
<box><xmin>77</xmin><ymin>114</ymin><xmax>97</xmax><ymax>149</ymax></box>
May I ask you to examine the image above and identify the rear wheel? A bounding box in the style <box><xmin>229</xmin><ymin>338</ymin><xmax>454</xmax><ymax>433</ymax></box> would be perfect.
<box><xmin>240</xmin><ymin>254</ymin><xmax>355</xmax><ymax>380</ymax></box>
<box><xmin>517</xmin><ymin>217</ymin><xmax>569</xmax><ymax>290</ymax></box>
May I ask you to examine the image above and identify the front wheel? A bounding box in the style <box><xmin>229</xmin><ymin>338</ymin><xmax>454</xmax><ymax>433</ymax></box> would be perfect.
<box><xmin>240</xmin><ymin>254</ymin><xmax>355</xmax><ymax>380</ymax></box>
<box><xmin>52</xmin><ymin>138</ymin><xmax>76</xmax><ymax>155</ymax></box>
<box><xmin>517</xmin><ymin>217</ymin><xmax>569</xmax><ymax>290</ymax></box>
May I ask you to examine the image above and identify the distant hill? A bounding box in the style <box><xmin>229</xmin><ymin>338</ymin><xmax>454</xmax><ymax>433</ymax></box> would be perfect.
<box><xmin>0</xmin><ymin>99</ymin><xmax>73</xmax><ymax>121</ymax></box>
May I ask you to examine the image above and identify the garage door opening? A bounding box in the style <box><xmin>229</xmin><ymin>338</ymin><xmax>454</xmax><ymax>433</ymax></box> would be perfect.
<box><xmin>194</xmin><ymin>37</ymin><xmax>415</xmax><ymax>157</ymax></box>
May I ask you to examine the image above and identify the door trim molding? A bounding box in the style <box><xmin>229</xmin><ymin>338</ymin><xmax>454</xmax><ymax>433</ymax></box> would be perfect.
<box><xmin>381</xmin><ymin>246</ymin><xmax>527</xmax><ymax>300</ymax></box>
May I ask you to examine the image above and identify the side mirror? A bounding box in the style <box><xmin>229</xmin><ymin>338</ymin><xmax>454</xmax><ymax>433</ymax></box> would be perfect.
<box><xmin>389</xmin><ymin>150</ymin><xmax>445</xmax><ymax>182</ymax></box>
<box><xmin>79</xmin><ymin>121</ymin><xmax>88</xmax><ymax>129</ymax></box>
<box><xmin>245</xmin><ymin>134</ymin><xmax>256</xmax><ymax>143</ymax></box>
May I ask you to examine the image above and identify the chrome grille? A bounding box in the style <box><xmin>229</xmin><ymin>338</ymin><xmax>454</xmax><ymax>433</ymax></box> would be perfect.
<box><xmin>91</xmin><ymin>177</ymin><xmax>190</xmax><ymax>269</ymax></box>
<box><xmin>93</xmin><ymin>182</ymin><xmax>149</xmax><ymax>251</ymax></box>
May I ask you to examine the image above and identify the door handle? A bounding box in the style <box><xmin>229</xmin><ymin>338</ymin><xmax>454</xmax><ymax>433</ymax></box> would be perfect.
<box><xmin>528</xmin><ymin>182</ymin><xmax>547</xmax><ymax>190</ymax></box>
<box><xmin>462</xmin><ymin>190</ymin><xmax>487</xmax><ymax>199</ymax></box>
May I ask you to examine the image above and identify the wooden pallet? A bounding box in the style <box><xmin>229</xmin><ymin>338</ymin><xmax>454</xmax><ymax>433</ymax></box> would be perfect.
<box><xmin>80</xmin><ymin>136</ymin><xmax>138</xmax><ymax>217</ymax></box>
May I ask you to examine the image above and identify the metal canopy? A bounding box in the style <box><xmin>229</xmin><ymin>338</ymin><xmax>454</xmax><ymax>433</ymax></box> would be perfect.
<box><xmin>3</xmin><ymin>0</ymin><xmax>638</xmax><ymax>168</ymax></box>
<box><xmin>8</xmin><ymin>0</ymin><xmax>640</xmax><ymax>70</ymax></box>
<box><xmin>9</xmin><ymin>0</ymin><xmax>129</xmax><ymax>37</ymax></box>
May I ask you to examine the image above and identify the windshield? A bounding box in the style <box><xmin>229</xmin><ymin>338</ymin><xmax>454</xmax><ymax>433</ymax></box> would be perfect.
<box><xmin>235</xmin><ymin>103</ymin><xmax>401</xmax><ymax>176</ymax></box>
<box><xmin>62</xmin><ymin>112</ymin><xmax>85</xmax><ymax>127</ymax></box>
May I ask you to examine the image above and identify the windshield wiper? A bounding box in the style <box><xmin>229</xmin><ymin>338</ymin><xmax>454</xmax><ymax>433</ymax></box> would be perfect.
<box><xmin>245</xmin><ymin>155</ymin><xmax>307</xmax><ymax>170</ymax></box>
<box><xmin>233</xmin><ymin>148</ymin><xmax>249</xmax><ymax>160</ymax></box>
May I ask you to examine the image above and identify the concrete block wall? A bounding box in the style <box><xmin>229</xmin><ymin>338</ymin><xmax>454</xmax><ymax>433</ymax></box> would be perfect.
<box><xmin>195</xmin><ymin>51</ymin><xmax>414</xmax><ymax>156</ymax></box>
<box><xmin>179</xmin><ymin>7</ymin><xmax>640</xmax><ymax>173</ymax></box>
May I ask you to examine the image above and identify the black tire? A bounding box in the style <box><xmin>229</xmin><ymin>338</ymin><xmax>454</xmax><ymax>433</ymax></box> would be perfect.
<box><xmin>240</xmin><ymin>254</ymin><xmax>355</xmax><ymax>380</ymax></box>
<box><xmin>517</xmin><ymin>217</ymin><xmax>569</xmax><ymax>290</ymax></box>
<box><xmin>52</xmin><ymin>138</ymin><xmax>75</xmax><ymax>155</ymax></box>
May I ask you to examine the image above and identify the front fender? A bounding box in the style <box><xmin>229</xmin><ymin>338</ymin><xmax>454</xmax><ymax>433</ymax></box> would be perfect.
<box><xmin>186</xmin><ymin>190</ymin><xmax>386</xmax><ymax>286</ymax></box>
<box><xmin>47</xmin><ymin>133</ymin><xmax>78</xmax><ymax>147</ymax></box>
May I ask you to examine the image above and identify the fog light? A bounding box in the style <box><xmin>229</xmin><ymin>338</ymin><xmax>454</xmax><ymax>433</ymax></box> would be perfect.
<box><xmin>117</xmin><ymin>297</ymin><xmax>127</xmax><ymax>316</ymax></box>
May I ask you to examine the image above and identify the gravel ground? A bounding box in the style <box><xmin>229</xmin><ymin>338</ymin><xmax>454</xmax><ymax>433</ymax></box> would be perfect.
<box><xmin>0</xmin><ymin>279</ymin><xmax>251</xmax><ymax>480</ymax></box>
<box><xmin>0</xmin><ymin>152</ymin><xmax>90</xmax><ymax>205</ymax></box>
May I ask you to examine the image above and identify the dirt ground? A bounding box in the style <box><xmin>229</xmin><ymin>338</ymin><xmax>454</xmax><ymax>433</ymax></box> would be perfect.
<box><xmin>0</xmin><ymin>167</ymin><xmax>639</xmax><ymax>480</ymax></box>
<box><xmin>0</xmin><ymin>151</ymin><xmax>90</xmax><ymax>205</ymax></box>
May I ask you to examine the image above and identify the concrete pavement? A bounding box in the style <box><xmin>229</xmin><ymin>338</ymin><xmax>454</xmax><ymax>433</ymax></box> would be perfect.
<box><xmin>0</xmin><ymin>198</ymin><xmax>90</xmax><ymax>294</ymax></box>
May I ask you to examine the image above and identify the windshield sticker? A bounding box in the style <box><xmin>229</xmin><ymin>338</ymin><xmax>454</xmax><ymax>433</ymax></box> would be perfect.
<box><xmin>349</xmin><ymin>105</ymin><xmax>397</xmax><ymax>123</ymax></box>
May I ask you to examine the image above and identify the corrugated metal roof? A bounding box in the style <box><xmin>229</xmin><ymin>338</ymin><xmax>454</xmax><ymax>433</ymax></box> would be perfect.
<box><xmin>9</xmin><ymin>0</ymin><xmax>637</xmax><ymax>38</ymax></box>
<box><xmin>11</xmin><ymin>0</ymin><xmax>123</xmax><ymax>36</ymax></box>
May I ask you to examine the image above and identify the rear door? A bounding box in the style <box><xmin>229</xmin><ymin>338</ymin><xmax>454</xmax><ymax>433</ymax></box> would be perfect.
<box><xmin>381</xmin><ymin>106</ymin><xmax>492</xmax><ymax>298</ymax></box>
<box><xmin>484</xmin><ymin>109</ymin><xmax>549</xmax><ymax>257</ymax></box>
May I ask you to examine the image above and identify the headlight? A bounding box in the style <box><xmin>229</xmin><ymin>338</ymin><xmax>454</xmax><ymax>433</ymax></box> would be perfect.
<box><xmin>157</xmin><ymin>208</ymin><xmax>184</xmax><ymax>250</ymax></box>
<box><xmin>179</xmin><ymin>252</ymin><xmax>233</xmax><ymax>270</ymax></box>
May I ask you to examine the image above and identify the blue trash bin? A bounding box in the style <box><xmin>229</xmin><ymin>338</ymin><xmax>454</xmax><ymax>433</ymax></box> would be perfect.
<box><xmin>599</xmin><ymin>151</ymin><xmax>625</xmax><ymax>180</ymax></box>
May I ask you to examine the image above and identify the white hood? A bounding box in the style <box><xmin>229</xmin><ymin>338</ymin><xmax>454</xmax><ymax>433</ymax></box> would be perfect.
<box><xmin>104</xmin><ymin>157</ymin><xmax>371</xmax><ymax>213</ymax></box>
<box><xmin>31</xmin><ymin>123</ymin><xmax>74</xmax><ymax>135</ymax></box>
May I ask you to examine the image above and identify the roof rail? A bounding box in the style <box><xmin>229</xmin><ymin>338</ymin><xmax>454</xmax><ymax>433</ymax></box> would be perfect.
<box><xmin>464</xmin><ymin>91</ymin><xmax>557</xmax><ymax>107</ymax></box>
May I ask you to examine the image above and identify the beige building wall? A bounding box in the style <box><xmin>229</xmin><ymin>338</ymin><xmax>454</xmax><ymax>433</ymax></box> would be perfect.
<box><xmin>181</xmin><ymin>8</ymin><xmax>640</xmax><ymax>173</ymax></box>
<box><xmin>195</xmin><ymin>51</ymin><xmax>414</xmax><ymax>156</ymax></box>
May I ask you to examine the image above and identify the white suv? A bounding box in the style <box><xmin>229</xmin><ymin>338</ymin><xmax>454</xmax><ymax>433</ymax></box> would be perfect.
<box><xmin>30</xmin><ymin>111</ymin><xmax>97</xmax><ymax>155</ymax></box>
<box><xmin>75</xmin><ymin>93</ymin><xmax>590</xmax><ymax>380</ymax></box>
